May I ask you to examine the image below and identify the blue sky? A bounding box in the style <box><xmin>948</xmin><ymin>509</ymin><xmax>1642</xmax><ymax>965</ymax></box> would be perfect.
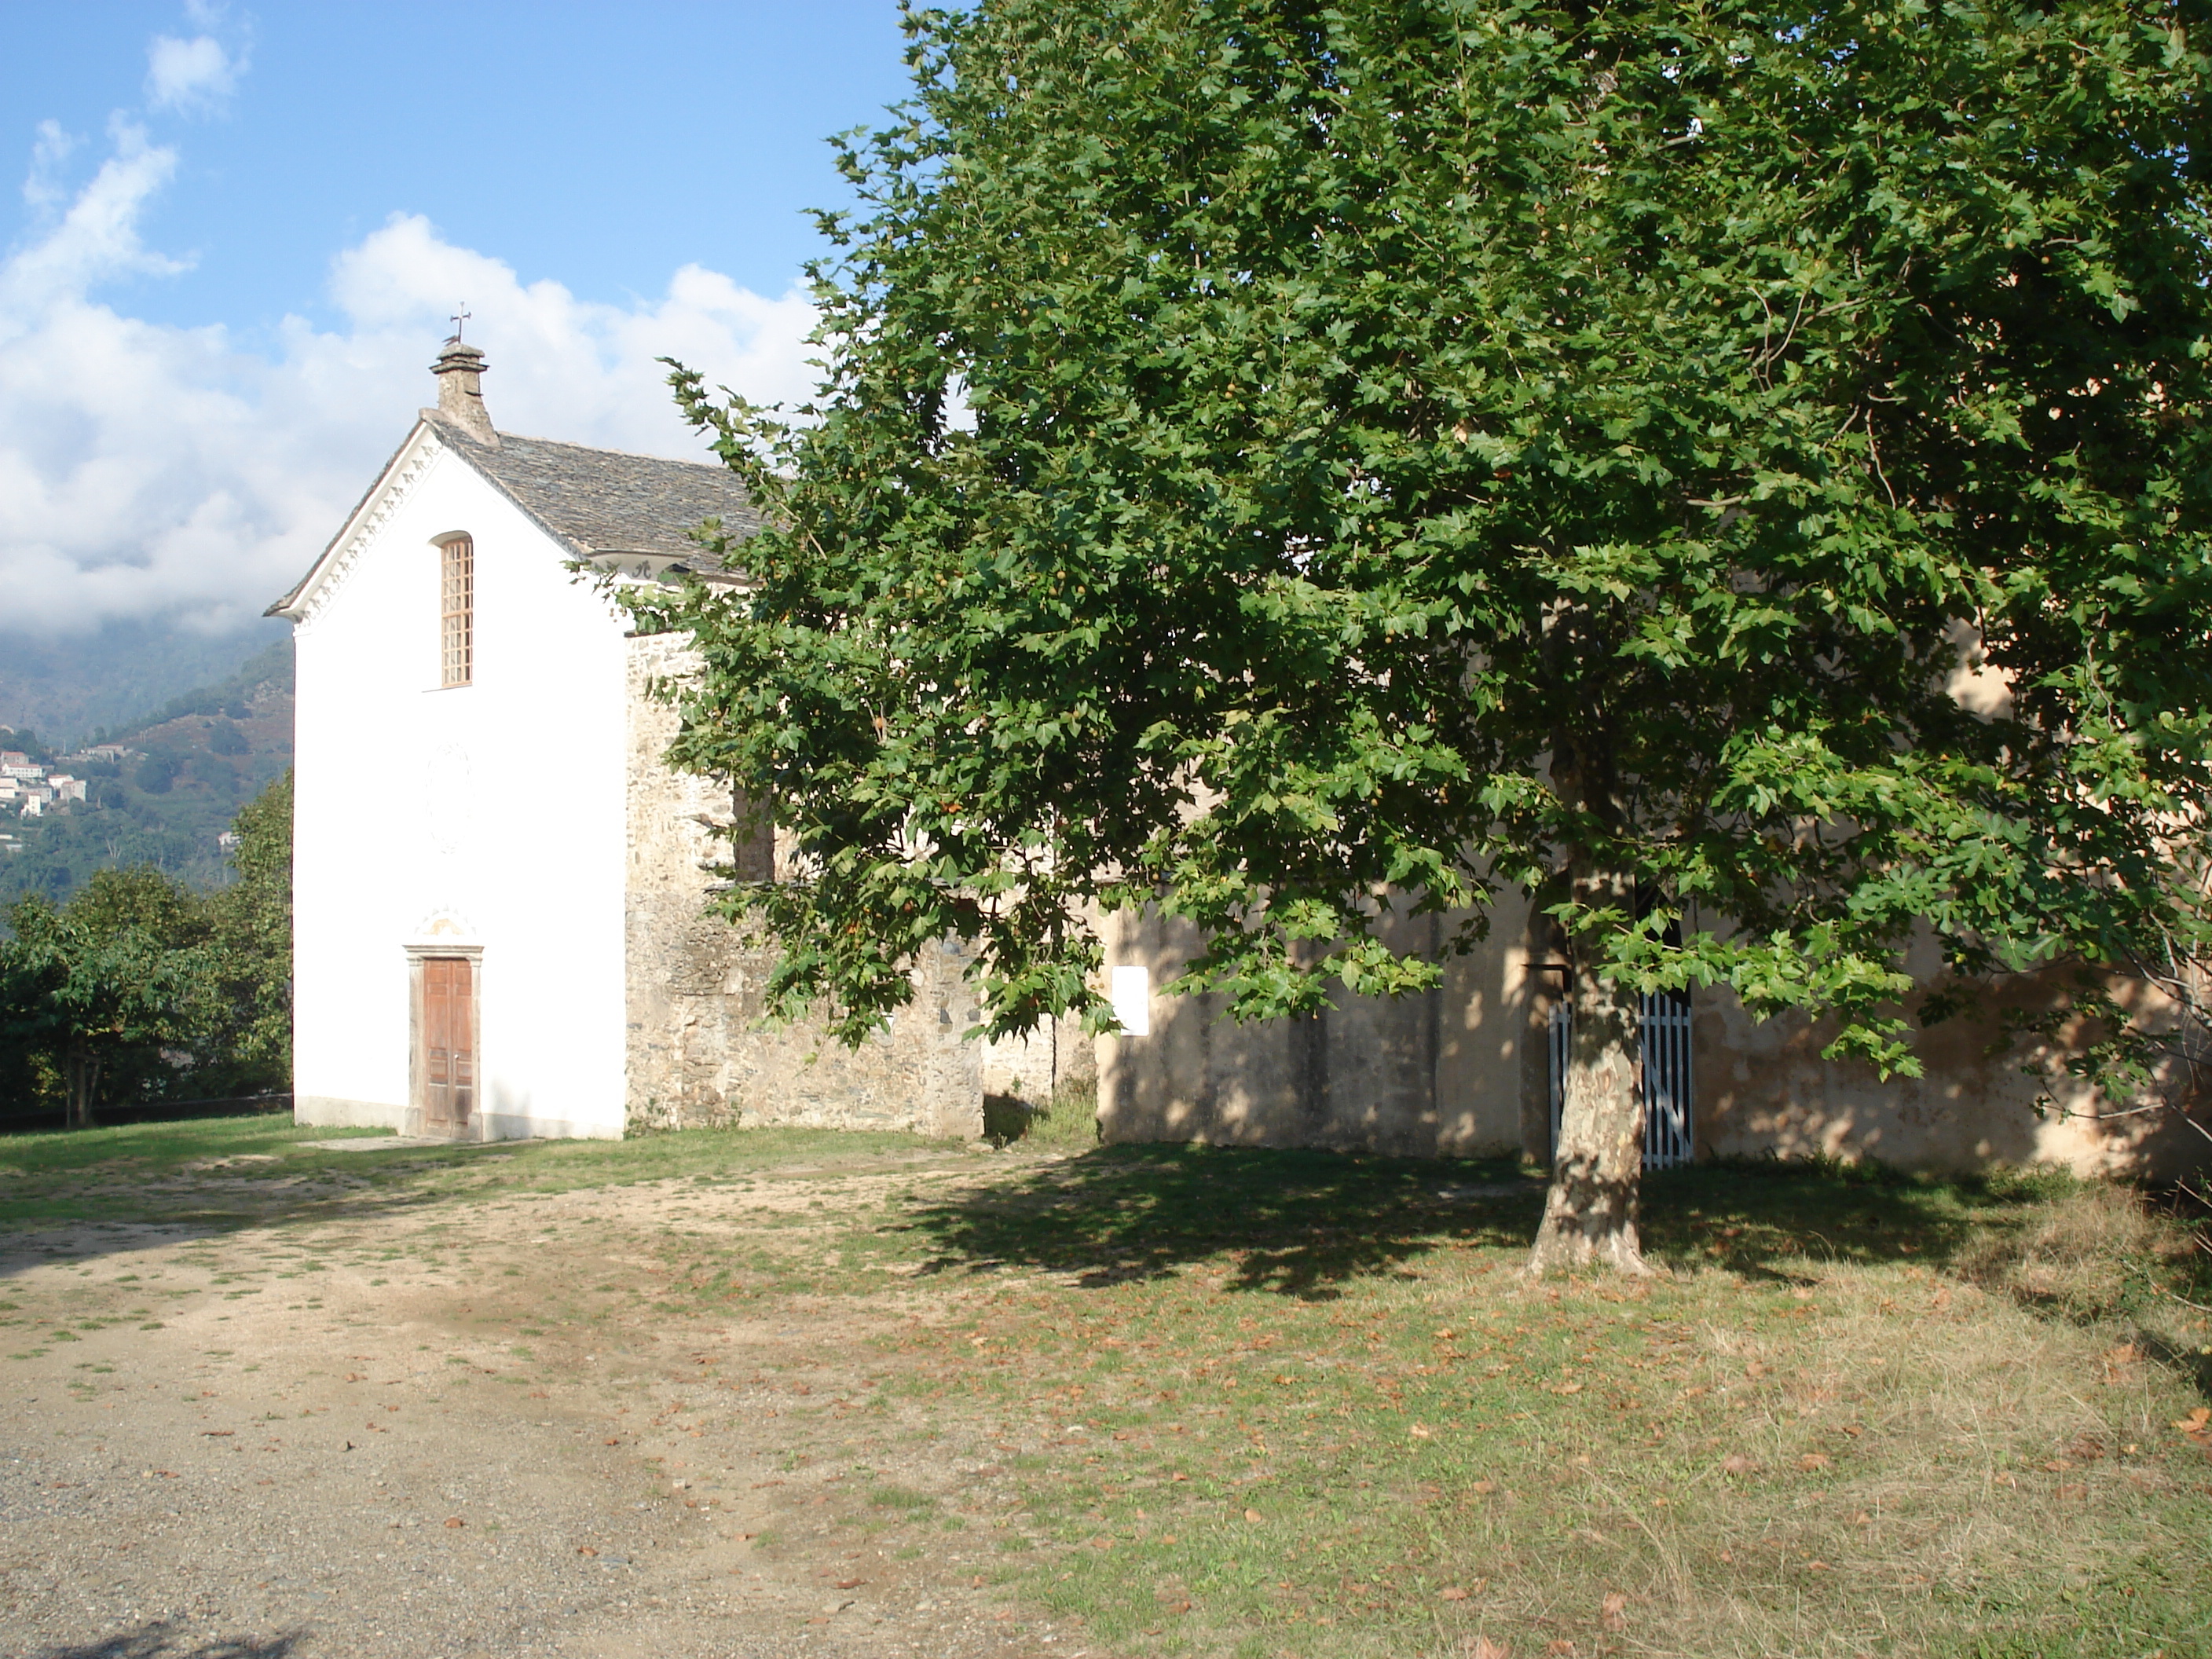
<box><xmin>0</xmin><ymin>3</ymin><xmax>917</xmax><ymax>636</ymax></box>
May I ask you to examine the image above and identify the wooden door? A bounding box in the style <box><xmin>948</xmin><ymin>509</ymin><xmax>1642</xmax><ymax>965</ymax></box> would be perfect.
<box><xmin>421</xmin><ymin>958</ymin><xmax>474</xmax><ymax>1135</ymax></box>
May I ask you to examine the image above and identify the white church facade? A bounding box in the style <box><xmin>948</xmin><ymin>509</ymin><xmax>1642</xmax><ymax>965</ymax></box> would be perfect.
<box><xmin>273</xmin><ymin>340</ymin><xmax>1049</xmax><ymax>1142</ymax></box>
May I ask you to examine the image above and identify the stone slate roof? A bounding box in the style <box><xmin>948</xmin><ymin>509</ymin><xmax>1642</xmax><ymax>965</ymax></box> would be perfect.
<box><xmin>427</xmin><ymin>412</ymin><xmax>760</xmax><ymax>569</ymax></box>
<box><xmin>267</xmin><ymin>411</ymin><xmax>762</xmax><ymax>618</ymax></box>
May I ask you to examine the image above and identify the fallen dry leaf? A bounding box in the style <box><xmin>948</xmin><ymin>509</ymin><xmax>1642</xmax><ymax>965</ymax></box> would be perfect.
<box><xmin>1798</xmin><ymin>1453</ymin><xmax>1833</xmax><ymax>1473</ymax></box>
<box><xmin>1440</xmin><ymin>1585</ymin><xmax>1470</xmax><ymax>1601</ymax></box>
<box><xmin>1472</xmin><ymin>1478</ymin><xmax>1498</xmax><ymax>1495</ymax></box>
<box><xmin>444</xmin><ymin>1518</ymin><xmax>464</xmax><ymax>1529</ymax></box>
<box><xmin>1244</xmin><ymin>1507</ymin><xmax>1264</xmax><ymax>1523</ymax></box>
<box><xmin>577</xmin><ymin>1546</ymin><xmax>598</xmax><ymax>1557</ymax></box>
<box><xmin>1410</xmin><ymin>1424</ymin><xmax>1434</xmax><ymax>1439</ymax></box>
<box><xmin>1469</xmin><ymin>1639</ymin><xmax>1510</xmax><ymax>1659</ymax></box>
<box><xmin>835</xmin><ymin>1577</ymin><xmax>863</xmax><ymax>1589</ymax></box>
<box><xmin>1721</xmin><ymin>1454</ymin><xmax>1756</xmax><ymax>1475</ymax></box>
<box><xmin>1601</xmin><ymin>1591</ymin><xmax>1628</xmax><ymax>1630</ymax></box>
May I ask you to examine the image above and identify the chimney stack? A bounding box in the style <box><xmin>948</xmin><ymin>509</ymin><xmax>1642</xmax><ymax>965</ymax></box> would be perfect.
<box><xmin>430</xmin><ymin>337</ymin><xmax>497</xmax><ymax>446</ymax></box>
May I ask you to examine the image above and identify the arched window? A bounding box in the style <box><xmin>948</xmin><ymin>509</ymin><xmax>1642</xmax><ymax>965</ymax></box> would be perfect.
<box><xmin>436</xmin><ymin>534</ymin><xmax>474</xmax><ymax>687</ymax></box>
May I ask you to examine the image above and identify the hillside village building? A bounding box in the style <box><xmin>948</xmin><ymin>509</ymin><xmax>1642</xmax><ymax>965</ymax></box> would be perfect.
<box><xmin>0</xmin><ymin>751</ymin><xmax>82</xmax><ymax>815</ymax></box>
<box><xmin>278</xmin><ymin>342</ymin><xmax>2195</xmax><ymax>1176</ymax></box>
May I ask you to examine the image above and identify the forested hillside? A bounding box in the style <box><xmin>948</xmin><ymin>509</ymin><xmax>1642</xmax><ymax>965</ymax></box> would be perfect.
<box><xmin>0</xmin><ymin>641</ymin><xmax>295</xmax><ymax>905</ymax></box>
<box><xmin>0</xmin><ymin>621</ymin><xmax>287</xmax><ymax>743</ymax></box>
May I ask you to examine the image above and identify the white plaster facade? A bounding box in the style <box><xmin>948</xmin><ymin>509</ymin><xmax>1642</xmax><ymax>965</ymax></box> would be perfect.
<box><xmin>279</xmin><ymin>419</ymin><xmax>633</xmax><ymax>1139</ymax></box>
<box><xmin>273</xmin><ymin>344</ymin><xmax>1071</xmax><ymax>1144</ymax></box>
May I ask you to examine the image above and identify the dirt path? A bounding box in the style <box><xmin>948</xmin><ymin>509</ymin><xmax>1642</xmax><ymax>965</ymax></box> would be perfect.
<box><xmin>0</xmin><ymin>1146</ymin><xmax>1087</xmax><ymax>1659</ymax></box>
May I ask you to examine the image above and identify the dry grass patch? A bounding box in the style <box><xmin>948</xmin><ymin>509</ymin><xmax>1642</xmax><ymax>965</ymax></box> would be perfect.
<box><xmin>840</xmin><ymin>1152</ymin><xmax>2212</xmax><ymax>1659</ymax></box>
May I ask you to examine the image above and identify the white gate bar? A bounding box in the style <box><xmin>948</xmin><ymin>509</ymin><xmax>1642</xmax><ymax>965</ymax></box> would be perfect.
<box><xmin>1547</xmin><ymin>993</ymin><xmax>1695</xmax><ymax>1171</ymax></box>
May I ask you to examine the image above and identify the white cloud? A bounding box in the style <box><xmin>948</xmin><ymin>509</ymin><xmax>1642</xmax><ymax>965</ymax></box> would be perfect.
<box><xmin>145</xmin><ymin>34</ymin><xmax>243</xmax><ymax>115</ymax></box>
<box><xmin>23</xmin><ymin>121</ymin><xmax>80</xmax><ymax>211</ymax></box>
<box><xmin>2</xmin><ymin>123</ymin><xmax>188</xmax><ymax>317</ymax></box>
<box><xmin>0</xmin><ymin>130</ymin><xmax>820</xmax><ymax>638</ymax></box>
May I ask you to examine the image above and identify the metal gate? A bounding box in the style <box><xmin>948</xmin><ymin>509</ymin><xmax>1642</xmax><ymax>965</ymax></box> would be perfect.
<box><xmin>1547</xmin><ymin>989</ymin><xmax>1694</xmax><ymax>1170</ymax></box>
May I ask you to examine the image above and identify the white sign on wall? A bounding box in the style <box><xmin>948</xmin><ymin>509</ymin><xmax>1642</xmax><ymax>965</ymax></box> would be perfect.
<box><xmin>1109</xmin><ymin>965</ymin><xmax>1152</xmax><ymax>1038</ymax></box>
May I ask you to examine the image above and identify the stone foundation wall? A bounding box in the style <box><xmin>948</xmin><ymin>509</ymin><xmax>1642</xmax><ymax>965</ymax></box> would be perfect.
<box><xmin>623</xmin><ymin>634</ymin><xmax>984</xmax><ymax>1140</ymax></box>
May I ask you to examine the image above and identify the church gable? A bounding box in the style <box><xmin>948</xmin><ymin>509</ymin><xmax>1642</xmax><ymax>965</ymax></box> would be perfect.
<box><xmin>270</xmin><ymin>337</ymin><xmax>760</xmax><ymax>628</ymax></box>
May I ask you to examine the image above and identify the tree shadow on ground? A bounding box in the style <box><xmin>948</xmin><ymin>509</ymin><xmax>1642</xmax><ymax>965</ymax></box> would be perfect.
<box><xmin>1638</xmin><ymin>1156</ymin><xmax>2056</xmax><ymax>1280</ymax></box>
<box><xmin>899</xmin><ymin>1145</ymin><xmax>2069</xmax><ymax>1298</ymax></box>
<box><xmin>30</xmin><ymin>1624</ymin><xmax>304</xmax><ymax>1658</ymax></box>
<box><xmin>0</xmin><ymin>1174</ymin><xmax>469</xmax><ymax>1278</ymax></box>
<box><xmin>902</xmin><ymin>1147</ymin><xmax>1544</xmax><ymax>1298</ymax></box>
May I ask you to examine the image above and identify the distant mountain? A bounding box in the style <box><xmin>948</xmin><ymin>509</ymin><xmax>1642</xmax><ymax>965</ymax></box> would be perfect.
<box><xmin>0</xmin><ymin>619</ymin><xmax>290</xmax><ymax>749</ymax></box>
<box><xmin>0</xmin><ymin>638</ymin><xmax>295</xmax><ymax>906</ymax></box>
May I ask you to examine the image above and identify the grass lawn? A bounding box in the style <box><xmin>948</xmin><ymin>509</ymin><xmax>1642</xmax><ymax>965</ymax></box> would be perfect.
<box><xmin>4</xmin><ymin>1111</ymin><xmax>2209</xmax><ymax>1657</ymax></box>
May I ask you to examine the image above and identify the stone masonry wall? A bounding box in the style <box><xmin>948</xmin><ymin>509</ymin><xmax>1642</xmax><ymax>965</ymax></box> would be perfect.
<box><xmin>624</xmin><ymin>634</ymin><xmax>985</xmax><ymax>1139</ymax></box>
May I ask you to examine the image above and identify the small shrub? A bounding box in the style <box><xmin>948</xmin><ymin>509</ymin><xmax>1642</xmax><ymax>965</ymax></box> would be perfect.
<box><xmin>983</xmin><ymin>1074</ymin><xmax>1100</xmax><ymax>1150</ymax></box>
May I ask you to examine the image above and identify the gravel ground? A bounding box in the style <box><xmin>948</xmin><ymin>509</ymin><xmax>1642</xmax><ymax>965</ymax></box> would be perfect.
<box><xmin>0</xmin><ymin>1155</ymin><xmax>1093</xmax><ymax>1659</ymax></box>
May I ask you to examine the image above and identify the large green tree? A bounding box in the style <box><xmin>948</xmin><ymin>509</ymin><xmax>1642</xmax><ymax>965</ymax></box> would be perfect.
<box><xmin>630</xmin><ymin>0</ymin><xmax>2212</xmax><ymax>1271</ymax></box>
<box><xmin>0</xmin><ymin>869</ymin><xmax>211</xmax><ymax>1126</ymax></box>
<box><xmin>201</xmin><ymin>768</ymin><xmax>294</xmax><ymax>1092</ymax></box>
<box><xmin>0</xmin><ymin>771</ymin><xmax>292</xmax><ymax>1122</ymax></box>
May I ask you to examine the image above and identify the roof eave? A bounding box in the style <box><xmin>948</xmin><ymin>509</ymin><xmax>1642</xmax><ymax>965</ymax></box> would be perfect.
<box><xmin>265</xmin><ymin>419</ymin><xmax>443</xmax><ymax>620</ymax></box>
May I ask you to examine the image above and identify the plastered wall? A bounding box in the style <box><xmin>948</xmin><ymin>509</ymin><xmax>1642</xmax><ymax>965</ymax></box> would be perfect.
<box><xmin>1095</xmin><ymin>895</ymin><xmax>1531</xmax><ymax>1159</ymax></box>
<box><xmin>1097</xmin><ymin>894</ymin><xmax>2203</xmax><ymax>1177</ymax></box>
<box><xmin>1691</xmin><ymin>954</ymin><xmax>2202</xmax><ymax>1177</ymax></box>
<box><xmin>291</xmin><ymin>430</ymin><xmax>630</xmax><ymax>1141</ymax></box>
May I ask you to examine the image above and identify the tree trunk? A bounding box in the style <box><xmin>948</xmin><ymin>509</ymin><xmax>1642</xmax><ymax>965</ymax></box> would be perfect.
<box><xmin>64</xmin><ymin>1049</ymin><xmax>99</xmax><ymax>1130</ymax></box>
<box><xmin>1528</xmin><ymin>867</ymin><xmax>1650</xmax><ymax>1277</ymax></box>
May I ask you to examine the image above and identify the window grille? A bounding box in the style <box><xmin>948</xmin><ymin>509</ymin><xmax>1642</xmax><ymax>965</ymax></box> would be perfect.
<box><xmin>440</xmin><ymin>537</ymin><xmax>474</xmax><ymax>686</ymax></box>
<box><xmin>1547</xmin><ymin>990</ymin><xmax>1695</xmax><ymax>1170</ymax></box>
